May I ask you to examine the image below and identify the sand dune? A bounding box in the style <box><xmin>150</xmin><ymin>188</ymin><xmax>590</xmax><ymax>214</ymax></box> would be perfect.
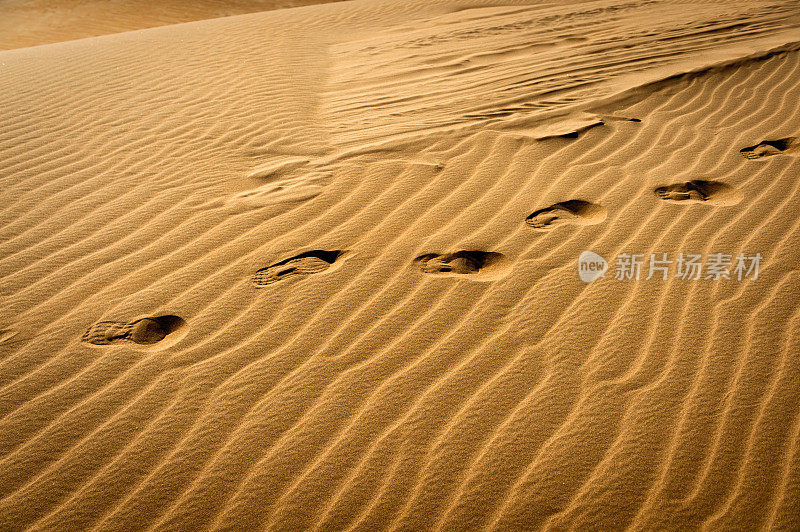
<box><xmin>0</xmin><ymin>0</ymin><xmax>349</xmax><ymax>51</ymax></box>
<box><xmin>1</xmin><ymin>0</ymin><xmax>799</xmax><ymax>530</ymax></box>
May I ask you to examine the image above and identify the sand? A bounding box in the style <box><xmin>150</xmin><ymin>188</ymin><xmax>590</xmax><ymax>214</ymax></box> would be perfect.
<box><xmin>1</xmin><ymin>0</ymin><xmax>799</xmax><ymax>529</ymax></box>
<box><xmin>0</xmin><ymin>0</ymin><xmax>349</xmax><ymax>51</ymax></box>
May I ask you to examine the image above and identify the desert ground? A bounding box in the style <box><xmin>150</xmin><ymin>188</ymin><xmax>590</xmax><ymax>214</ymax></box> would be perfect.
<box><xmin>1</xmin><ymin>0</ymin><xmax>799</xmax><ymax>530</ymax></box>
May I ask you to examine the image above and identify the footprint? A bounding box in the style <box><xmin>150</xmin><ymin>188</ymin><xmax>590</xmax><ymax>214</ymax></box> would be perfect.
<box><xmin>740</xmin><ymin>137</ymin><xmax>798</xmax><ymax>159</ymax></box>
<box><xmin>415</xmin><ymin>250</ymin><xmax>509</xmax><ymax>280</ymax></box>
<box><xmin>252</xmin><ymin>250</ymin><xmax>344</xmax><ymax>287</ymax></box>
<box><xmin>653</xmin><ymin>180</ymin><xmax>742</xmax><ymax>206</ymax></box>
<box><xmin>82</xmin><ymin>315</ymin><xmax>186</xmax><ymax>346</ymax></box>
<box><xmin>525</xmin><ymin>200</ymin><xmax>607</xmax><ymax>231</ymax></box>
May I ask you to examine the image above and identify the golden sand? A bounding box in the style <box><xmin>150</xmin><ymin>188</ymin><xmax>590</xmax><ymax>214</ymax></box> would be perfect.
<box><xmin>1</xmin><ymin>0</ymin><xmax>799</xmax><ymax>529</ymax></box>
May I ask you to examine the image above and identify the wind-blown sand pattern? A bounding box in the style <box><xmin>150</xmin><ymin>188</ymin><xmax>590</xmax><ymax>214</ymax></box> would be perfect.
<box><xmin>1</xmin><ymin>0</ymin><xmax>800</xmax><ymax>530</ymax></box>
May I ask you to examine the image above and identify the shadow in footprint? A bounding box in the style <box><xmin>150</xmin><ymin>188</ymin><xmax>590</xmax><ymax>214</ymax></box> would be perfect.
<box><xmin>415</xmin><ymin>250</ymin><xmax>509</xmax><ymax>280</ymax></box>
<box><xmin>654</xmin><ymin>180</ymin><xmax>742</xmax><ymax>206</ymax></box>
<box><xmin>740</xmin><ymin>137</ymin><xmax>798</xmax><ymax>159</ymax></box>
<box><xmin>252</xmin><ymin>250</ymin><xmax>344</xmax><ymax>287</ymax></box>
<box><xmin>525</xmin><ymin>200</ymin><xmax>607</xmax><ymax>231</ymax></box>
<box><xmin>82</xmin><ymin>315</ymin><xmax>186</xmax><ymax>347</ymax></box>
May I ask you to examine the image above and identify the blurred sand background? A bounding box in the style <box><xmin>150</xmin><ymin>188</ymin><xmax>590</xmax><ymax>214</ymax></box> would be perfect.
<box><xmin>0</xmin><ymin>0</ymin><xmax>347</xmax><ymax>50</ymax></box>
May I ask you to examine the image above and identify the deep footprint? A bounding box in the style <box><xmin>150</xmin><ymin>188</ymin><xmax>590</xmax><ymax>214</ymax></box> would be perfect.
<box><xmin>653</xmin><ymin>180</ymin><xmax>742</xmax><ymax>206</ymax></box>
<box><xmin>82</xmin><ymin>315</ymin><xmax>185</xmax><ymax>346</ymax></box>
<box><xmin>525</xmin><ymin>200</ymin><xmax>607</xmax><ymax>231</ymax></box>
<box><xmin>415</xmin><ymin>250</ymin><xmax>507</xmax><ymax>277</ymax></box>
<box><xmin>252</xmin><ymin>250</ymin><xmax>343</xmax><ymax>287</ymax></box>
<box><xmin>740</xmin><ymin>137</ymin><xmax>798</xmax><ymax>159</ymax></box>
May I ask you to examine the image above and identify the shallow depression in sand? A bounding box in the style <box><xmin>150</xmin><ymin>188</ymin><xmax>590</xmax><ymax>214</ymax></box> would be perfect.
<box><xmin>82</xmin><ymin>315</ymin><xmax>188</xmax><ymax>350</ymax></box>
<box><xmin>526</xmin><ymin>200</ymin><xmax>608</xmax><ymax>231</ymax></box>
<box><xmin>653</xmin><ymin>179</ymin><xmax>743</xmax><ymax>206</ymax></box>
<box><xmin>415</xmin><ymin>250</ymin><xmax>511</xmax><ymax>281</ymax></box>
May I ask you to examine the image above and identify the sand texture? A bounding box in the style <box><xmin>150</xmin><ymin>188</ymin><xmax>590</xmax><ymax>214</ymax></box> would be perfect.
<box><xmin>1</xmin><ymin>0</ymin><xmax>800</xmax><ymax>529</ymax></box>
<box><xmin>0</xmin><ymin>0</ymin><xmax>349</xmax><ymax>51</ymax></box>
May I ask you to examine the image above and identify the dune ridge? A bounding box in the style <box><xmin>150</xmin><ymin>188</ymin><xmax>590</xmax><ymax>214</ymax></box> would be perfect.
<box><xmin>1</xmin><ymin>0</ymin><xmax>799</xmax><ymax>530</ymax></box>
